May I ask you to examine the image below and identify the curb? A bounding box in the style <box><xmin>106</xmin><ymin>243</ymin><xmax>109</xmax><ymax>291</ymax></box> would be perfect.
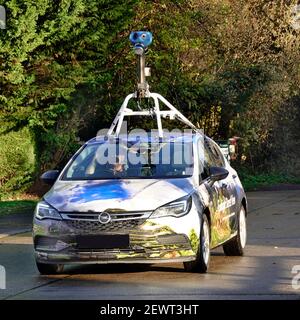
<box><xmin>0</xmin><ymin>228</ymin><xmax>32</xmax><ymax>239</ymax></box>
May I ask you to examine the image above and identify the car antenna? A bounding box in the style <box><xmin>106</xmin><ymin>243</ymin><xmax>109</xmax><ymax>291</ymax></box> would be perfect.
<box><xmin>107</xmin><ymin>31</ymin><xmax>200</xmax><ymax>138</ymax></box>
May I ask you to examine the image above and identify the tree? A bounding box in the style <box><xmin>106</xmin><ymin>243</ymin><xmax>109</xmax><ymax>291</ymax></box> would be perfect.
<box><xmin>0</xmin><ymin>0</ymin><xmax>137</xmax><ymax>195</ymax></box>
<box><xmin>1</xmin><ymin>0</ymin><xmax>300</xmax><ymax>197</ymax></box>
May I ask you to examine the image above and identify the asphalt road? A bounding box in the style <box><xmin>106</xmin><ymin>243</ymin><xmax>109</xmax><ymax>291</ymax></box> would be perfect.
<box><xmin>0</xmin><ymin>190</ymin><xmax>300</xmax><ymax>300</ymax></box>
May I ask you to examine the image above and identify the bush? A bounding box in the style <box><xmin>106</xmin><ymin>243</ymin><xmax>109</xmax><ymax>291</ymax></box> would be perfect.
<box><xmin>0</xmin><ymin>127</ymin><xmax>36</xmax><ymax>199</ymax></box>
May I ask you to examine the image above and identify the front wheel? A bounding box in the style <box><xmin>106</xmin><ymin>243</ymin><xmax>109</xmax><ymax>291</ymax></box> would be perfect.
<box><xmin>36</xmin><ymin>261</ymin><xmax>64</xmax><ymax>275</ymax></box>
<box><xmin>223</xmin><ymin>206</ymin><xmax>247</xmax><ymax>256</ymax></box>
<box><xmin>184</xmin><ymin>214</ymin><xmax>210</xmax><ymax>273</ymax></box>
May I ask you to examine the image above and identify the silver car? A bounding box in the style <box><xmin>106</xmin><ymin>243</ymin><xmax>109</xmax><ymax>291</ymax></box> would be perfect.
<box><xmin>33</xmin><ymin>132</ymin><xmax>247</xmax><ymax>274</ymax></box>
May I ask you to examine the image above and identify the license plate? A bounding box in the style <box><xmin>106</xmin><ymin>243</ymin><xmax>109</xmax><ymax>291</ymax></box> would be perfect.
<box><xmin>76</xmin><ymin>234</ymin><xmax>129</xmax><ymax>249</ymax></box>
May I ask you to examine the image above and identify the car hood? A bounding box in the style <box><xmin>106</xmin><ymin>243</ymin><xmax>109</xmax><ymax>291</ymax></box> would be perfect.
<box><xmin>44</xmin><ymin>178</ymin><xmax>195</xmax><ymax>212</ymax></box>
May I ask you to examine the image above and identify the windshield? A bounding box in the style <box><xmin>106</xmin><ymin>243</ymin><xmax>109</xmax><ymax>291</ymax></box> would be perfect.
<box><xmin>62</xmin><ymin>141</ymin><xmax>194</xmax><ymax>180</ymax></box>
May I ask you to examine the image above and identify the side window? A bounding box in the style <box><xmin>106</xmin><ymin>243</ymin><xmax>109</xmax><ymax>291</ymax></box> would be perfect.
<box><xmin>212</xmin><ymin>143</ymin><xmax>226</xmax><ymax>167</ymax></box>
<box><xmin>206</xmin><ymin>139</ymin><xmax>225</xmax><ymax>167</ymax></box>
<box><xmin>198</xmin><ymin>138</ymin><xmax>225</xmax><ymax>181</ymax></box>
<box><xmin>198</xmin><ymin>139</ymin><xmax>214</xmax><ymax>180</ymax></box>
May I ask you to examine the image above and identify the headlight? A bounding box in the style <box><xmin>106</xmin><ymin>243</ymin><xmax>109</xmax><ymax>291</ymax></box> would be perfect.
<box><xmin>34</xmin><ymin>201</ymin><xmax>62</xmax><ymax>220</ymax></box>
<box><xmin>151</xmin><ymin>195</ymin><xmax>192</xmax><ymax>218</ymax></box>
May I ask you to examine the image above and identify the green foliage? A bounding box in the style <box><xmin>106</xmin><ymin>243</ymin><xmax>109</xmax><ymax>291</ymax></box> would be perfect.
<box><xmin>0</xmin><ymin>200</ymin><xmax>37</xmax><ymax>216</ymax></box>
<box><xmin>239</xmin><ymin>171</ymin><xmax>300</xmax><ymax>192</ymax></box>
<box><xmin>0</xmin><ymin>0</ymin><xmax>138</xmax><ymax>127</ymax></box>
<box><xmin>0</xmin><ymin>127</ymin><xmax>35</xmax><ymax>199</ymax></box>
<box><xmin>0</xmin><ymin>0</ymin><xmax>138</xmax><ymax>193</ymax></box>
<box><xmin>1</xmin><ymin>0</ymin><xmax>300</xmax><ymax>196</ymax></box>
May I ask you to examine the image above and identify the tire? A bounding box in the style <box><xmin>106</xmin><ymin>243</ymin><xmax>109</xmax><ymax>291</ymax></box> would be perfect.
<box><xmin>36</xmin><ymin>261</ymin><xmax>64</xmax><ymax>275</ymax></box>
<box><xmin>223</xmin><ymin>206</ymin><xmax>247</xmax><ymax>256</ymax></box>
<box><xmin>184</xmin><ymin>214</ymin><xmax>210</xmax><ymax>273</ymax></box>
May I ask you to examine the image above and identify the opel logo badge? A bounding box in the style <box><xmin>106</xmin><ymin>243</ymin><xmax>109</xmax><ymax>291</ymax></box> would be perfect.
<box><xmin>98</xmin><ymin>212</ymin><xmax>111</xmax><ymax>224</ymax></box>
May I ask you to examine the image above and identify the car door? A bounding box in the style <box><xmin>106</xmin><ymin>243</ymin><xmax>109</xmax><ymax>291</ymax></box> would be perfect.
<box><xmin>198</xmin><ymin>138</ymin><xmax>233</xmax><ymax>246</ymax></box>
<box><xmin>197</xmin><ymin>138</ymin><xmax>228</xmax><ymax>247</ymax></box>
<box><xmin>206</xmin><ymin>139</ymin><xmax>238</xmax><ymax>241</ymax></box>
<box><xmin>196</xmin><ymin>138</ymin><xmax>218</xmax><ymax>214</ymax></box>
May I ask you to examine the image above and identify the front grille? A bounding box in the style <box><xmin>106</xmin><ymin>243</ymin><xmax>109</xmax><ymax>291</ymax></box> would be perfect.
<box><xmin>64</xmin><ymin>218</ymin><xmax>145</xmax><ymax>233</ymax></box>
<box><xmin>60</xmin><ymin>211</ymin><xmax>151</xmax><ymax>233</ymax></box>
<box><xmin>61</xmin><ymin>211</ymin><xmax>152</xmax><ymax>222</ymax></box>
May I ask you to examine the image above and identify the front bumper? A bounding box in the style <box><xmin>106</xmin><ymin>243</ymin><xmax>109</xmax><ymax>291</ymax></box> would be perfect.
<box><xmin>35</xmin><ymin>247</ymin><xmax>196</xmax><ymax>265</ymax></box>
<box><xmin>33</xmin><ymin>205</ymin><xmax>201</xmax><ymax>265</ymax></box>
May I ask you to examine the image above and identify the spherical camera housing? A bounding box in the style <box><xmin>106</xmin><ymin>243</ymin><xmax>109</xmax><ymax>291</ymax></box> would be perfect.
<box><xmin>129</xmin><ymin>31</ymin><xmax>153</xmax><ymax>55</ymax></box>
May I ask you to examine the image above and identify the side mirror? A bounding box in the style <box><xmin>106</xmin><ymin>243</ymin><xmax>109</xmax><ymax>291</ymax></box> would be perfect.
<box><xmin>209</xmin><ymin>166</ymin><xmax>229</xmax><ymax>182</ymax></box>
<box><xmin>40</xmin><ymin>170</ymin><xmax>60</xmax><ymax>185</ymax></box>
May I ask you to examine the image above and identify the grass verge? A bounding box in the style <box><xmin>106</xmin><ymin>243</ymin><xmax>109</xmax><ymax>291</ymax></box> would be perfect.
<box><xmin>239</xmin><ymin>172</ymin><xmax>300</xmax><ymax>191</ymax></box>
<box><xmin>0</xmin><ymin>200</ymin><xmax>37</xmax><ymax>216</ymax></box>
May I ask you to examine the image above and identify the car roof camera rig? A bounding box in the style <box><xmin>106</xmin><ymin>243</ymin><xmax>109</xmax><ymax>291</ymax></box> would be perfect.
<box><xmin>129</xmin><ymin>31</ymin><xmax>153</xmax><ymax>99</ymax></box>
<box><xmin>107</xmin><ymin>31</ymin><xmax>201</xmax><ymax>139</ymax></box>
<box><xmin>129</xmin><ymin>31</ymin><xmax>153</xmax><ymax>55</ymax></box>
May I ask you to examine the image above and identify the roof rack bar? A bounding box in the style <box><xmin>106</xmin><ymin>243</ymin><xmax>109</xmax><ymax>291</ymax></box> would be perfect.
<box><xmin>153</xmin><ymin>94</ymin><xmax>163</xmax><ymax>138</ymax></box>
<box><xmin>106</xmin><ymin>31</ymin><xmax>199</xmax><ymax>138</ymax></box>
<box><xmin>107</xmin><ymin>94</ymin><xmax>134</xmax><ymax>136</ymax></box>
<box><xmin>153</xmin><ymin>93</ymin><xmax>198</xmax><ymax>131</ymax></box>
<box><xmin>107</xmin><ymin>92</ymin><xmax>199</xmax><ymax>138</ymax></box>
